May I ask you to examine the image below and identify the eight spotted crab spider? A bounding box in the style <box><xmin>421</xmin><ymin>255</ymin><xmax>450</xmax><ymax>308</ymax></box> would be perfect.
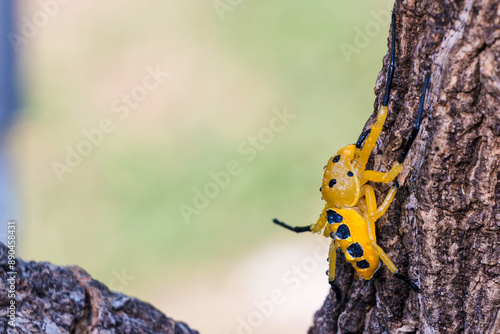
<box><xmin>273</xmin><ymin>14</ymin><xmax>428</xmax><ymax>297</ymax></box>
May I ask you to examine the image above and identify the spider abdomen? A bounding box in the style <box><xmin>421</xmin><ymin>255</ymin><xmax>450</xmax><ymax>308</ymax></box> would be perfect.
<box><xmin>327</xmin><ymin>208</ymin><xmax>380</xmax><ymax>280</ymax></box>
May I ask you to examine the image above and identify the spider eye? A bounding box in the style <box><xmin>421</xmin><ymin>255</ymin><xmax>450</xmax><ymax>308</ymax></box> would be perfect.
<box><xmin>332</xmin><ymin>155</ymin><xmax>340</xmax><ymax>163</ymax></box>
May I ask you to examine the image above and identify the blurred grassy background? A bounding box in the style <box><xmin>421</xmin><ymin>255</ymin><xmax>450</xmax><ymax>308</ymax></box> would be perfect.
<box><xmin>11</xmin><ymin>0</ymin><xmax>393</xmax><ymax>333</ymax></box>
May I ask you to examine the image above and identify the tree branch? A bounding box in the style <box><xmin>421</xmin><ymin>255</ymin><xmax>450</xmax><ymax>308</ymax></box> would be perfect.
<box><xmin>0</xmin><ymin>243</ymin><xmax>199</xmax><ymax>334</ymax></box>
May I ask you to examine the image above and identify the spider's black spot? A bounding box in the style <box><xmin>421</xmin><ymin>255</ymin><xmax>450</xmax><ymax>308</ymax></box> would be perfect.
<box><xmin>356</xmin><ymin>260</ymin><xmax>370</xmax><ymax>269</ymax></box>
<box><xmin>330</xmin><ymin>232</ymin><xmax>335</xmax><ymax>239</ymax></box>
<box><xmin>347</xmin><ymin>171</ymin><xmax>354</xmax><ymax>177</ymax></box>
<box><xmin>329</xmin><ymin>179</ymin><xmax>337</xmax><ymax>187</ymax></box>
<box><xmin>319</xmin><ymin>187</ymin><xmax>323</xmax><ymax>192</ymax></box>
<box><xmin>335</xmin><ymin>224</ymin><xmax>351</xmax><ymax>239</ymax></box>
<box><xmin>325</xmin><ymin>270</ymin><xmax>329</xmax><ymax>276</ymax></box>
<box><xmin>332</xmin><ymin>155</ymin><xmax>340</xmax><ymax>163</ymax></box>
<box><xmin>326</xmin><ymin>210</ymin><xmax>343</xmax><ymax>223</ymax></box>
<box><xmin>346</xmin><ymin>243</ymin><xmax>364</xmax><ymax>258</ymax></box>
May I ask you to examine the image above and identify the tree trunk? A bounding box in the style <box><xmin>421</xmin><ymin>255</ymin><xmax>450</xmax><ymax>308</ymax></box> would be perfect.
<box><xmin>309</xmin><ymin>0</ymin><xmax>500</xmax><ymax>333</ymax></box>
<box><xmin>0</xmin><ymin>243</ymin><xmax>199</xmax><ymax>334</ymax></box>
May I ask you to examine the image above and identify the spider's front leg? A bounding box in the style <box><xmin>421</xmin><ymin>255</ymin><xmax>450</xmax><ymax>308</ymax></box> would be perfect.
<box><xmin>354</xmin><ymin>105</ymin><xmax>388</xmax><ymax>172</ymax></box>
<box><xmin>361</xmin><ymin>74</ymin><xmax>430</xmax><ymax>185</ymax></box>
<box><xmin>353</xmin><ymin>14</ymin><xmax>396</xmax><ymax>171</ymax></box>
<box><xmin>272</xmin><ymin>204</ymin><xmax>330</xmax><ymax>234</ymax></box>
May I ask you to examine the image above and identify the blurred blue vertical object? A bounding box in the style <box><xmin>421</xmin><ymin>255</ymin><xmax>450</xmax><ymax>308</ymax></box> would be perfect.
<box><xmin>0</xmin><ymin>0</ymin><xmax>20</xmax><ymax>246</ymax></box>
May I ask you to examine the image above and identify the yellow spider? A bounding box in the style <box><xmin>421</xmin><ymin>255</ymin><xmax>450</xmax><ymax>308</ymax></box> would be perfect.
<box><xmin>273</xmin><ymin>14</ymin><xmax>428</xmax><ymax>295</ymax></box>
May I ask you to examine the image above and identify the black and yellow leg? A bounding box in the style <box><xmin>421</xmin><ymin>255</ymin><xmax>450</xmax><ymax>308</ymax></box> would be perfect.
<box><xmin>361</xmin><ymin>207</ymin><xmax>399</xmax><ymax>274</ymax></box>
<box><xmin>355</xmin><ymin>107</ymin><xmax>388</xmax><ymax>171</ymax></box>
<box><xmin>396</xmin><ymin>74</ymin><xmax>429</xmax><ymax>164</ymax></box>
<box><xmin>361</xmin><ymin>182</ymin><xmax>398</xmax><ymax>221</ymax></box>
<box><xmin>361</xmin><ymin>163</ymin><xmax>402</xmax><ymax>184</ymax></box>
<box><xmin>274</xmin><ymin>205</ymin><xmax>332</xmax><ymax>235</ymax></box>
<box><xmin>361</xmin><ymin>74</ymin><xmax>429</xmax><ymax>184</ymax></box>
<box><xmin>395</xmin><ymin>273</ymin><xmax>421</xmax><ymax>292</ymax></box>
<box><xmin>373</xmin><ymin>242</ymin><xmax>421</xmax><ymax>293</ymax></box>
<box><xmin>361</xmin><ymin>197</ymin><xmax>422</xmax><ymax>293</ymax></box>
<box><xmin>355</xmin><ymin>129</ymin><xmax>371</xmax><ymax>149</ymax></box>
<box><xmin>272</xmin><ymin>219</ymin><xmax>311</xmax><ymax>233</ymax></box>
<box><xmin>354</xmin><ymin>14</ymin><xmax>396</xmax><ymax>170</ymax></box>
<box><xmin>327</xmin><ymin>242</ymin><xmax>338</xmax><ymax>282</ymax></box>
<box><xmin>327</xmin><ymin>242</ymin><xmax>342</xmax><ymax>300</ymax></box>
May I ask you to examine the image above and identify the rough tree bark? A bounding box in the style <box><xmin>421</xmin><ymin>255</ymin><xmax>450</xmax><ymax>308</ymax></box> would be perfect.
<box><xmin>309</xmin><ymin>0</ymin><xmax>499</xmax><ymax>333</ymax></box>
<box><xmin>0</xmin><ymin>243</ymin><xmax>199</xmax><ymax>334</ymax></box>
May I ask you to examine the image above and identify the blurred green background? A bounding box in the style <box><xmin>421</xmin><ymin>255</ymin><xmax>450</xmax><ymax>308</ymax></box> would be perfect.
<box><xmin>11</xmin><ymin>0</ymin><xmax>394</xmax><ymax>333</ymax></box>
